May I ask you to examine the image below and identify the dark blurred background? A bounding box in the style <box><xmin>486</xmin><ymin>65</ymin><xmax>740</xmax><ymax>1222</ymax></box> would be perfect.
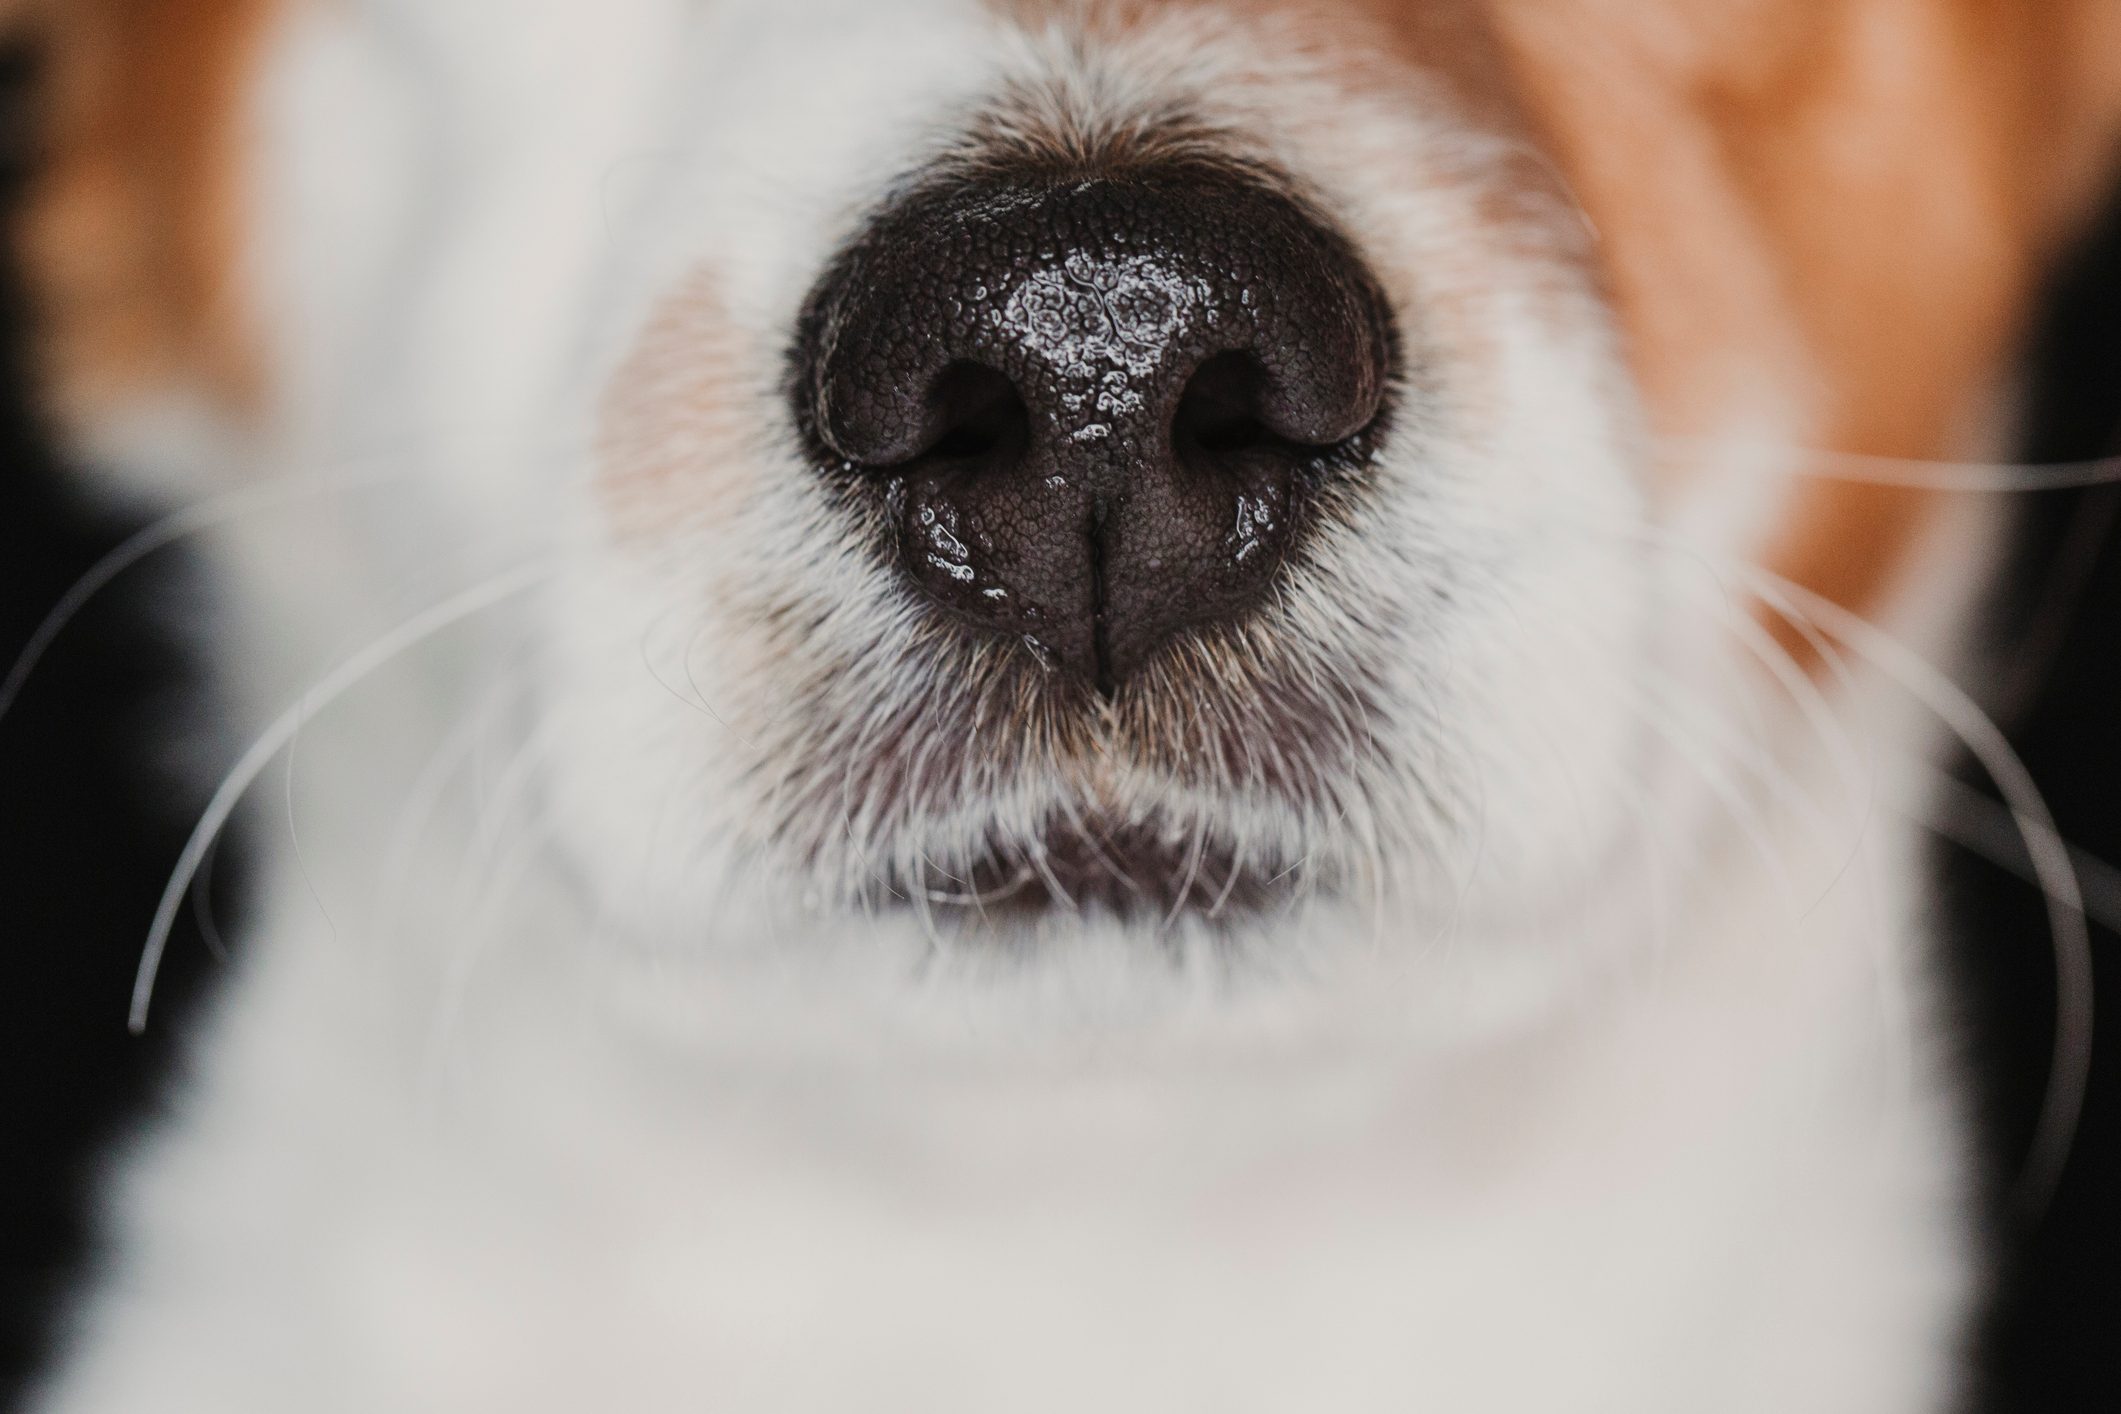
<box><xmin>0</xmin><ymin>45</ymin><xmax>2116</xmax><ymax>1414</ymax></box>
<box><xmin>0</xmin><ymin>43</ymin><xmax>237</xmax><ymax>1404</ymax></box>
<box><xmin>1940</xmin><ymin>176</ymin><xmax>2121</xmax><ymax>1410</ymax></box>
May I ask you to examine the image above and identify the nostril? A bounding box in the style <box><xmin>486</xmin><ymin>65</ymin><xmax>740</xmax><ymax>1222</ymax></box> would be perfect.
<box><xmin>822</xmin><ymin>358</ymin><xmax>1029</xmax><ymax>470</ymax></box>
<box><xmin>1174</xmin><ymin>352</ymin><xmax>1275</xmax><ymax>458</ymax></box>
<box><xmin>1171</xmin><ymin>351</ymin><xmax>1357</xmax><ymax>466</ymax></box>
<box><xmin>914</xmin><ymin>362</ymin><xmax>1028</xmax><ymax>466</ymax></box>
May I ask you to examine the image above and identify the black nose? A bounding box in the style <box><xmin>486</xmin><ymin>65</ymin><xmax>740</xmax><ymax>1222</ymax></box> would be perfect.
<box><xmin>795</xmin><ymin>167</ymin><xmax>1394</xmax><ymax>690</ymax></box>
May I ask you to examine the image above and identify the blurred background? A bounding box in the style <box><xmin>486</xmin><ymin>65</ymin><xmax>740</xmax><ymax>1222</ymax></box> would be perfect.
<box><xmin>0</xmin><ymin>39</ymin><xmax>2115</xmax><ymax>1414</ymax></box>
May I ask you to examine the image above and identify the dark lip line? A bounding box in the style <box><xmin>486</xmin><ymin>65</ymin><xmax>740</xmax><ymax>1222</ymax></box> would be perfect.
<box><xmin>859</xmin><ymin>815</ymin><xmax>1312</xmax><ymax>927</ymax></box>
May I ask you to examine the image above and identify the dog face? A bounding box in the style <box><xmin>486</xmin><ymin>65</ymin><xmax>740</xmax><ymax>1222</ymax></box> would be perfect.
<box><xmin>557</xmin><ymin>0</ymin><xmax>1651</xmax><ymax>968</ymax></box>
<box><xmin>22</xmin><ymin>0</ymin><xmax>2121</xmax><ymax>984</ymax></box>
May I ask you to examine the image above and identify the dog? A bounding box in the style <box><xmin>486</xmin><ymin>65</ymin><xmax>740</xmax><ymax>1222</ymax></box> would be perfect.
<box><xmin>10</xmin><ymin>1</ymin><xmax>2121</xmax><ymax>1408</ymax></box>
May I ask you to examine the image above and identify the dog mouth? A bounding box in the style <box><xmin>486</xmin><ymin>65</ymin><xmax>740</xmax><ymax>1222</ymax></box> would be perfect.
<box><xmin>868</xmin><ymin>814</ymin><xmax>1303</xmax><ymax>925</ymax></box>
<box><xmin>751</xmin><ymin>602</ymin><xmax>1390</xmax><ymax>932</ymax></box>
<box><xmin>756</xmin><ymin>564</ymin><xmax>1396</xmax><ymax>933</ymax></box>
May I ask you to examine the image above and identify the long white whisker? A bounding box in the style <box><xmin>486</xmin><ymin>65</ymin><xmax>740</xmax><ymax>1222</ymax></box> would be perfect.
<box><xmin>1624</xmin><ymin>520</ymin><xmax>1885</xmax><ymax>901</ymax></box>
<box><xmin>1656</xmin><ymin>437</ymin><xmax>2121</xmax><ymax>492</ymax></box>
<box><xmin>0</xmin><ymin>463</ymin><xmax>443</xmax><ymax>733</ymax></box>
<box><xmin>189</xmin><ymin>832</ymin><xmax>234</xmax><ymax>964</ymax></box>
<box><xmin>1543</xmin><ymin>501</ymin><xmax>2095</xmax><ymax>1218</ymax></box>
<box><xmin>1734</xmin><ymin>565</ymin><xmax>2095</xmax><ymax>1223</ymax></box>
<box><xmin>1909</xmin><ymin>765</ymin><xmax>2121</xmax><ymax>935</ymax></box>
<box><xmin>129</xmin><ymin>558</ymin><xmax>557</xmax><ymax>1033</ymax></box>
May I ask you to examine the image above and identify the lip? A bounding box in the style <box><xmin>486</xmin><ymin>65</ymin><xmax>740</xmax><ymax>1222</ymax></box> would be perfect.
<box><xmin>869</xmin><ymin>816</ymin><xmax>1302</xmax><ymax>925</ymax></box>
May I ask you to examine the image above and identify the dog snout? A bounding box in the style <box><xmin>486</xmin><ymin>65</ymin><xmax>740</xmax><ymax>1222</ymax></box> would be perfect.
<box><xmin>796</xmin><ymin>168</ymin><xmax>1394</xmax><ymax>691</ymax></box>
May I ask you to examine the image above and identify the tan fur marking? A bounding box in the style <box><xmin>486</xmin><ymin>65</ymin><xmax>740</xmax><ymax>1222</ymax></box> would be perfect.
<box><xmin>597</xmin><ymin>274</ymin><xmax>761</xmax><ymax>540</ymax></box>
<box><xmin>1488</xmin><ymin>0</ymin><xmax>2121</xmax><ymax>654</ymax></box>
<box><xmin>16</xmin><ymin>0</ymin><xmax>277</xmax><ymax>427</ymax></box>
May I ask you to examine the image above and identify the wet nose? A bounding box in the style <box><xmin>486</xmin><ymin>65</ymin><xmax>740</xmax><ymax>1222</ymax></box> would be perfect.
<box><xmin>796</xmin><ymin>168</ymin><xmax>1394</xmax><ymax>691</ymax></box>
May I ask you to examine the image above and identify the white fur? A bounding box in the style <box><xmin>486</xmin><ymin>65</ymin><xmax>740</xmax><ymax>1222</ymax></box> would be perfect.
<box><xmin>32</xmin><ymin>2</ymin><xmax>1984</xmax><ymax>1410</ymax></box>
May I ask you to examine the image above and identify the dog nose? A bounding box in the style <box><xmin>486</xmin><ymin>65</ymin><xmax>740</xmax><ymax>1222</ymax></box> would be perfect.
<box><xmin>797</xmin><ymin>168</ymin><xmax>1394</xmax><ymax>690</ymax></box>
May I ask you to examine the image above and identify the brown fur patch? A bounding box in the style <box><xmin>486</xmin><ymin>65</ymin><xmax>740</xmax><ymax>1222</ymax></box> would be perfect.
<box><xmin>597</xmin><ymin>273</ymin><xmax>761</xmax><ymax>539</ymax></box>
<box><xmin>14</xmin><ymin>0</ymin><xmax>277</xmax><ymax>427</ymax></box>
<box><xmin>1485</xmin><ymin>0</ymin><xmax>2121</xmax><ymax>653</ymax></box>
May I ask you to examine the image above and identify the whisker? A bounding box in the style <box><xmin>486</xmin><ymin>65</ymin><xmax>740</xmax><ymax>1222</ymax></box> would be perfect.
<box><xmin>915</xmin><ymin>867</ymin><xmax>1038</xmax><ymax>909</ymax></box>
<box><xmin>0</xmin><ymin>463</ymin><xmax>425</xmax><ymax>733</ymax></box>
<box><xmin>1656</xmin><ymin>436</ymin><xmax>2121</xmax><ymax>492</ymax></box>
<box><xmin>1624</xmin><ymin>521</ymin><xmax>1886</xmax><ymax>900</ymax></box>
<box><xmin>129</xmin><ymin>558</ymin><xmax>558</xmax><ymax>1034</ymax></box>
<box><xmin>1494</xmin><ymin>576</ymin><xmax>1816</xmax><ymax>927</ymax></box>
<box><xmin>1909</xmin><ymin>765</ymin><xmax>2121</xmax><ymax>937</ymax></box>
<box><xmin>1160</xmin><ymin>810</ymin><xmax>1211</xmax><ymax>933</ymax></box>
<box><xmin>1724</xmin><ymin>561</ymin><xmax>2094</xmax><ymax>1224</ymax></box>
<box><xmin>373</xmin><ymin>661</ymin><xmax>540</xmax><ymax>946</ymax></box>
<box><xmin>188</xmin><ymin>831</ymin><xmax>233</xmax><ymax>964</ymax></box>
<box><xmin>1491</xmin><ymin>501</ymin><xmax>2094</xmax><ymax>1218</ymax></box>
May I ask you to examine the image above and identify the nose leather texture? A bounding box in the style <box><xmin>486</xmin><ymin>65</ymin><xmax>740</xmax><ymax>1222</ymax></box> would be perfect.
<box><xmin>795</xmin><ymin>167</ymin><xmax>1394</xmax><ymax>689</ymax></box>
